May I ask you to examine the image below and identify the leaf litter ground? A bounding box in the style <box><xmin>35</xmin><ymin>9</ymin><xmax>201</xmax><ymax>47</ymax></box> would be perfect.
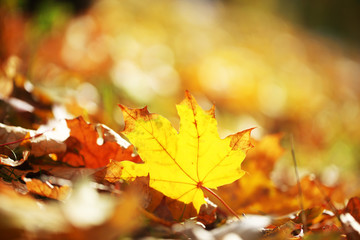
<box><xmin>0</xmin><ymin>76</ymin><xmax>359</xmax><ymax>240</ymax></box>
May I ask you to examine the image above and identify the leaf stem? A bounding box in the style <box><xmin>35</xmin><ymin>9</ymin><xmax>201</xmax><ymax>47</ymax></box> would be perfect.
<box><xmin>201</xmin><ymin>186</ymin><xmax>240</xmax><ymax>220</ymax></box>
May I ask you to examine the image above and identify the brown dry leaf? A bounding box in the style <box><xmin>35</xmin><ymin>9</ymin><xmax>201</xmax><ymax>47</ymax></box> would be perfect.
<box><xmin>0</xmin><ymin>123</ymin><xmax>31</xmax><ymax>149</ymax></box>
<box><xmin>0</xmin><ymin>123</ymin><xmax>67</xmax><ymax>157</ymax></box>
<box><xmin>60</xmin><ymin>116</ymin><xmax>141</xmax><ymax>168</ymax></box>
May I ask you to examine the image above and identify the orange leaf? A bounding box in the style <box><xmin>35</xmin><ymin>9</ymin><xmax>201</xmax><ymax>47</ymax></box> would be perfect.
<box><xmin>60</xmin><ymin>116</ymin><xmax>141</xmax><ymax>168</ymax></box>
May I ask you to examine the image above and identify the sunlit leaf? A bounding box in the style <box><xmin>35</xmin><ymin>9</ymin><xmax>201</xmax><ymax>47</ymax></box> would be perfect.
<box><xmin>118</xmin><ymin>91</ymin><xmax>253</xmax><ymax>212</ymax></box>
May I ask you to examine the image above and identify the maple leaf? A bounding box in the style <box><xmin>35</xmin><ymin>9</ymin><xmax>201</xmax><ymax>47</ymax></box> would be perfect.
<box><xmin>61</xmin><ymin>116</ymin><xmax>141</xmax><ymax>168</ymax></box>
<box><xmin>118</xmin><ymin>91</ymin><xmax>253</xmax><ymax>212</ymax></box>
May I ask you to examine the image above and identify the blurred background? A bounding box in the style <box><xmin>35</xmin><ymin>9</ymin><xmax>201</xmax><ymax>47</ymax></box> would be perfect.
<box><xmin>1</xmin><ymin>0</ymin><xmax>360</xmax><ymax>191</ymax></box>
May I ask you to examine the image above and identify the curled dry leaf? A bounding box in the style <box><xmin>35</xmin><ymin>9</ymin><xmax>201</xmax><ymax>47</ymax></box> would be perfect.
<box><xmin>117</xmin><ymin>91</ymin><xmax>253</xmax><ymax>212</ymax></box>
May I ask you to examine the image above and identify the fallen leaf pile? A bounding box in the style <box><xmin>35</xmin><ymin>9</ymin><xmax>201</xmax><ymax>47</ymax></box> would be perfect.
<box><xmin>2</xmin><ymin>0</ymin><xmax>360</xmax><ymax>238</ymax></box>
<box><xmin>0</xmin><ymin>70</ymin><xmax>359</xmax><ymax>240</ymax></box>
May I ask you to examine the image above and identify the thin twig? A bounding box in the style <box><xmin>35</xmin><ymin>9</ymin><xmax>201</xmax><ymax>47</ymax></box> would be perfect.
<box><xmin>290</xmin><ymin>135</ymin><xmax>307</xmax><ymax>233</ymax></box>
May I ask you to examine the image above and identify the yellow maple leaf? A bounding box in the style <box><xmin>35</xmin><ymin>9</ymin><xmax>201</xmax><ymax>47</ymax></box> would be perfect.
<box><xmin>117</xmin><ymin>91</ymin><xmax>253</xmax><ymax>212</ymax></box>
